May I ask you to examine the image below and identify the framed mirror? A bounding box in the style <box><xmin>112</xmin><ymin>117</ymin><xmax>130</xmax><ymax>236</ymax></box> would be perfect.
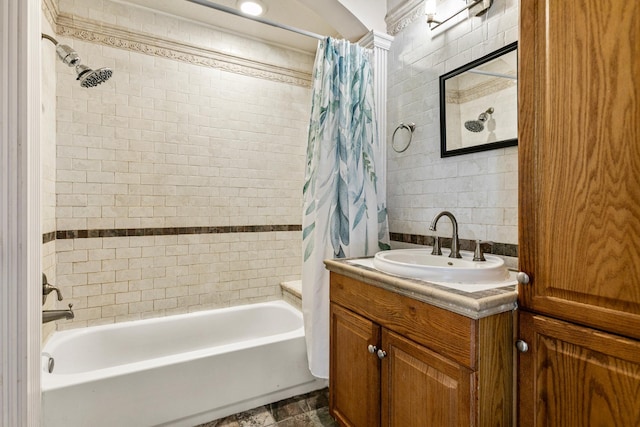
<box><xmin>439</xmin><ymin>42</ymin><xmax>517</xmax><ymax>157</ymax></box>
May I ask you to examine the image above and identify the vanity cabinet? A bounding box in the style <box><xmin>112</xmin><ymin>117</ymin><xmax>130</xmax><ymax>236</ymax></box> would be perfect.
<box><xmin>518</xmin><ymin>0</ymin><xmax>640</xmax><ymax>424</ymax></box>
<box><xmin>329</xmin><ymin>272</ymin><xmax>513</xmax><ymax>427</ymax></box>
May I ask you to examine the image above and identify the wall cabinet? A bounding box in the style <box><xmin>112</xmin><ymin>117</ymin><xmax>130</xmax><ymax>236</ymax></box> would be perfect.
<box><xmin>329</xmin><ymin>272</ymin><xmax>513</xmax><ymax>427</ymax></box>
<box><xmin>518</xmin><ymin>0</ymin><xmax>640</xmax><ymax>424</ymax></box>
<box><xmin>518</xmin><ymin>0</ymin><xmax>640</xmax><ymax>340</ymax></box>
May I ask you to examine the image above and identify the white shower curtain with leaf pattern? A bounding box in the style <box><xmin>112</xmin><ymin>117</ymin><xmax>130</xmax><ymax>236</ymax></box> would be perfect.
<box><xmin>302</xmin><ymin>37</ymin><xmax>390</xmax><ymax>379</ymax></box>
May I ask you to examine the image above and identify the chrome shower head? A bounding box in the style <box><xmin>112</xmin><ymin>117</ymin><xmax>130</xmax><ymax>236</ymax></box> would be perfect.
<box><xmin>42</xmin><ymin>33</ymin><xmax>113</xmax><ymax>88</ymax></box>
<box><xmin>75</xmin><ymin>65</ymin><xmax>113</xmax><ymax>88</ymax></box>
<box><xmin>464</xmin><ymin>107</ymin><xmax>494</xmax><ymax>133</ymax></box>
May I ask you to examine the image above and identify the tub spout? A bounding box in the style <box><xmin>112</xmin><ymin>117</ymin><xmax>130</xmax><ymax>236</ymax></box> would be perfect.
<box><xmin>43</xmin><ymin>304</ymin><xmax>74</xmax><ymax>324</ymax></box>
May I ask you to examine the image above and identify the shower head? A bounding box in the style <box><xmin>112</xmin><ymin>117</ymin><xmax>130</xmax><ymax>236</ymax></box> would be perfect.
<box><xmin>464</xmin><ymin>107</ymin><xmax>494</xmax><ymax>133</ymax></box>
<box><xmin>42</xmin><ymin>33</ymin><xmax>113</xmax><ymax>88</ymax></box>
<box><xmin>75</xmin><ymin>65</ymin><xmax>113</xmax><ymax>88</ymax></box>
<box><xmin>464</xmin><ymin>120</ymin><xmax>485</xmax><ymax>132</ymax></box>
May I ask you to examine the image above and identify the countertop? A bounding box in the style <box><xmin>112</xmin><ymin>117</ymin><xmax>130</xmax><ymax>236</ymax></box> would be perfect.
<box><xmin>324</xmin><ymin>257</ymin><xmax>518</xmax><ymax>320</ymax></box>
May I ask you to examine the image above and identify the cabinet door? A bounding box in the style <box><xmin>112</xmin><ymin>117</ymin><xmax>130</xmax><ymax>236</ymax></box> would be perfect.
<box><xmin>518</xmin><ymin>0</ymin><xmax>640</xmax><ymax>338</ymax></box>
<box><xmin>518</xmin><ymin>311</ymin><xmax>640</xmax><ymax>426</ymax></box>
<box><xmin>381</xmin><ymin>329</ymin><xmax>474</xmax><ymax>427</ymax></box>
<box><xmin>330</xmin><ymin>303</ymin><xmax>381</xmax><ymax>427</ymax></box>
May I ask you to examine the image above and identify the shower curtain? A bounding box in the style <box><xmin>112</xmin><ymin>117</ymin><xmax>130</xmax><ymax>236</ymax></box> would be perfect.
<box><xmin>302</xmin><ymin>37</ymin><xmax>390</xmax><ymax>379</ymax></box>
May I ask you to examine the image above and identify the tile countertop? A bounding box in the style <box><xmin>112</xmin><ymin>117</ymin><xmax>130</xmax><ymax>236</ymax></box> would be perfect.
<box><xmin>324</xmin><ymin>257</ymin><xmax>518</xmax><ymax>320</ymax></box>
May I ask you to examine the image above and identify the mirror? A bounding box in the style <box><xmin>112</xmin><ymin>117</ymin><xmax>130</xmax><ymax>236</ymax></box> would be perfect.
<box><xmin>439</xmin><ymin>42</ymin><xmax>517</xmax><ymax>157</ymax></box>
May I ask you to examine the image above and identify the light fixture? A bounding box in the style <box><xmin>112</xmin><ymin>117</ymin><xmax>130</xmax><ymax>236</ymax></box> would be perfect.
<box><xmin>237</xmin><ymin>0</ymin><xmax>266</xmax><ymax>16</ymax></box>
<box><xmin>426</xmin><ymin>0</ymin><xmax>493</xmax><ymax>30</ymax></box>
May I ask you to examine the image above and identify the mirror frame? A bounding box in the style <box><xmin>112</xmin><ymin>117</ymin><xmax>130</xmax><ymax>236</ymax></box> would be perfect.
<box><xmin>439</xmin><ymin>42</ymin><xmax>518</xmax><ymax>158</ymax></box>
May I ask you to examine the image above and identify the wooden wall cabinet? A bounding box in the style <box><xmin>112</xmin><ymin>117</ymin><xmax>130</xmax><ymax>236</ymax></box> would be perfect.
<box><xmin>329</xmin><ymin>272</ymin><xmax>514</xmax><ymax>427</ymax></box>
<box><xmin>518</xmin><ymin>0</ymin><xmax>640</xmax><ymax>341</ymax></box>
<box><xmin>518</xmin><ymin>0</ymin><xmax>640</xmax><ymax>424</ymax></box>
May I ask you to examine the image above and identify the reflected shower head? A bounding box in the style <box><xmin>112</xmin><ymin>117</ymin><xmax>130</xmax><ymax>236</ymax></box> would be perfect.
<box><xmin>464</xmin><ymin>107</ymin><xmax>494</xmax><ymax>133</ymax></box>
<box><xmin>464</xmin><ymin>120</ymin><xmax>484</xmax><ymax>132</ymax></box>
<box><xmin>42</xmin><ymin>33</ymin><xmax>113</xmax><ymax>88</ymax></box>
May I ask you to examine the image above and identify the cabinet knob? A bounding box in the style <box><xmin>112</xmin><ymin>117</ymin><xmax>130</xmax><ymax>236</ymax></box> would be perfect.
<box><xmin>516</xmin><ymin>340</ymin><xmax>529</xmax><ymax>353</ymax></box>
<box><xmin>367</xmin><ymin>344</ymin><xmax>377</xmax><ymax>354</ymax></box>
<box><xmin>516</xmin><ymin>272</ymin><xmax>530</xmax><ymax>285</ymax></box>
<box><xmin>377</xmin><ymin>349</ymin><xmax>387</xmax><ymax>359</ymax></box>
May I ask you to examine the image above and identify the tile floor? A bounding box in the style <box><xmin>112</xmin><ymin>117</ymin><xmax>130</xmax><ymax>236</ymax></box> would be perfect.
<box><xmin>196</xmin><ymin>388</ymin><xmax>339</xmax><ymax>427</ymax></box>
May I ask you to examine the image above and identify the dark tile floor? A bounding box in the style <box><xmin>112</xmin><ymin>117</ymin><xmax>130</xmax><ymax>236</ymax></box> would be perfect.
<box><xmin>196</xmin><ymin>388</ymin><xmax>339</xmax><ymax>427</ymax></box>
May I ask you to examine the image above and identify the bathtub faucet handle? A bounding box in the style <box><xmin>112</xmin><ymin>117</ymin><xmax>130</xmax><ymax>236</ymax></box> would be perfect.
<box><xmin>42</xmin><ymin>273</ymin><xmax>64</xmax><ymax>304</ymax></box>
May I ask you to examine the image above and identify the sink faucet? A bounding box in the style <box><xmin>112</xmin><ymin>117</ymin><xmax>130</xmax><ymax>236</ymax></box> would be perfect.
<box><xmin>43</xmin><ymin>303</ymin><xmax>74</xmax><ymax>324</ymax></box>
<box><xmin>429</xmin><ymin>211</ymin><xmax>461</xmax><ymax>259</ymax></box>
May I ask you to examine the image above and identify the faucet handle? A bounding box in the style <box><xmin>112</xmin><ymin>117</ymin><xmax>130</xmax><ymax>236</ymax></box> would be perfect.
<box><xmin>431</xmin><ymin>236</ymin><xmax>442</xmax><ymax>256</ymax></box>
<box><xmin>42</xmin><ymin>274</ymin><xmax>63</xmax><ymax>304</ymax></box>
<box><xmin>473</xmin><ymin>240</ymin><xmax>492</xmax><ymax>262</ymax></box>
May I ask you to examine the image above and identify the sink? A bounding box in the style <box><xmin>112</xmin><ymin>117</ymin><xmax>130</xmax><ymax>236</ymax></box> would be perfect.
<box><xmin>373</xmin><ymin>249</ymin><xmax>510</xmax><ymax>283</ymax></box>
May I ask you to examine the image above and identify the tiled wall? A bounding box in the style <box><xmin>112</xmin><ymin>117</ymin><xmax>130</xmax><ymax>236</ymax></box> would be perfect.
<box><xmin>46</xmin><ymin>0</ymin><xmax>314</xmax><ymax>329</ymax></box>
<box><xmin>386</xmin><ymin>0</ymin><xmax>519</xmax><ymax>245</ymax></box>
<box><xmin>42</xmin><ymin>15</ymin><xmax>58</xmax><ymax>341</ymax></box>
<box><xmin>55</xmin><ymin>232</ymin><xmax>301</xmax><ymax>328</ymax></box>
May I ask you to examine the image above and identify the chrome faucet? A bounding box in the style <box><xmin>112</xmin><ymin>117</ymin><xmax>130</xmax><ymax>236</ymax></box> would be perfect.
<box><xmin>43</xmin><ymin>304</ymin><xmax>74</xmax><ymax>324</ymax></box>
<box><xmin>429</xmin><ymin>211</ymin><xmax>462</xmax><ymax>258</ymax></box>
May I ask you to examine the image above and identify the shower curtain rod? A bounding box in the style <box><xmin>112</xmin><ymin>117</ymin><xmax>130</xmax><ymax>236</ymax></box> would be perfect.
<box><xmin>186</xmin><ymin>0</ymin><xmax>326</xmax><ymax>41</ymax></box>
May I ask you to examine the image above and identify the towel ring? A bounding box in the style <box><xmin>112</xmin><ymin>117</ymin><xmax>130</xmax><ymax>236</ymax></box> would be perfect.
<box><xmin>391</xmin><ymin>122</ymin><xmax>415</xmax><ymax>153</ymax></box>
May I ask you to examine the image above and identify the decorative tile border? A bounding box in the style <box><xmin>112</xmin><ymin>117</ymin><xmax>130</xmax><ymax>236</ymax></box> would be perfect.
<box><xmin>385</xmin><ymin>0</ymin><xmax>425</xmax><ymax>36</ymax></box>
<box><xmin>42</xmin><ymin>231</ymin><xmax>56</xmax><ymax>244</ymax></box>
<box><xmin>42</xmin><ymin>0</ymin><xmax>312</xmax><ymax>88</ymax></box>
<box><xmin>43</xmin><ymin>224</ymin><xmax>301</xmax><ymax>242</ymax></box>
<box><xmin>446</xmin><ymin>77</ymin><xmax>516</xmax><ymax>104</ymax></box>
<box><xmin>390</xmin><ymin>232</ymin><xmax>519</xmax><ymax>257</ymax></box>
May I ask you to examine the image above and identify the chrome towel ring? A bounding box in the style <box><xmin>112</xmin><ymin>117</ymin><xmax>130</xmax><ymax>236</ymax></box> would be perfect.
<box><xmin>391</xmin><ymin>122</ymin><xmax>416</xmax><ymax>153</ymax></box>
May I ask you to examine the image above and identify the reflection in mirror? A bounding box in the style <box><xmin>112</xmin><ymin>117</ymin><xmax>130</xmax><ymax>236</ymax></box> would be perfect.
<box><xmin>440</xmin><ymin>42</ymin><xmax>517</xmax><ymax>157</ymax></box>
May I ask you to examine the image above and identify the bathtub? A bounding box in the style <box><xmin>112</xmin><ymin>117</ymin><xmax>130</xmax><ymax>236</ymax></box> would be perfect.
<box><xmin>41</xmin><ymin>300</ymin><xmax>325</xmax><ymax>427</ymax></box>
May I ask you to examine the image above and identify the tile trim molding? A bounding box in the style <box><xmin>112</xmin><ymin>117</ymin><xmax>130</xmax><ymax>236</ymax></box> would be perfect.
<box><xmin>446</xmin><ymin>77</ymin><xmax>516</xmax><ymax>104</ymax></box>
<box><xmin>385</xmin><ymin>0</ymin><xmax>425</xmax><ymax>36</ymax></box>
<box><xmin>42</xmin><ymin>0</ymin><xmax>312</xmax><ymax>88</ymax></box>
<box><xmin>41</xmin><ymin>0</ymin><xmax>59</xmax><ymax>30</ymax></box>
<box><xmin>42</xmin><ymin>224</ymin><xmax>302</xmax><ymax>243</ymax></box>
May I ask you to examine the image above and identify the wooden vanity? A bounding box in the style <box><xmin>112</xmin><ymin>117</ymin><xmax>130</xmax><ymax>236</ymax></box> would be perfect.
<box><xmin>325</xmin><ymin>258</ymin><xmax>517</xmax><ymax>427</ymax></box>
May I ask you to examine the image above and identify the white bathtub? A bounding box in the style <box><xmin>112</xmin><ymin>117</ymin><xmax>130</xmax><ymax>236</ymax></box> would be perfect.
<box><xmin>42</xmin><ymin>300</ymin><xmax>325</xmax><ymax>427</ymax></box>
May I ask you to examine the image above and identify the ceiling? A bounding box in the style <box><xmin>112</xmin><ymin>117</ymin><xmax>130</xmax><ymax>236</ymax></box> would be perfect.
<box><xmin>121</xmin><ymin>0</ymin><xmax>374</xmax><ymax>53</ymax></box>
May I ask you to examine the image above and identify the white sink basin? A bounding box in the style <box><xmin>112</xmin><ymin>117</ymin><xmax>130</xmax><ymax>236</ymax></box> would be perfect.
<box><xmin>373</xmin><ymin>249</ymin><xmax>510</xmax><ymax>283</ymax></box>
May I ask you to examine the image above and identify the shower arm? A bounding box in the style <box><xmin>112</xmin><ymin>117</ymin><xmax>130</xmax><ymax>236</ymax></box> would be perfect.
<box><xmin>41</xmin><ymin>33</ymin><xmax>59</xmax><ymax>47</ymax></box>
